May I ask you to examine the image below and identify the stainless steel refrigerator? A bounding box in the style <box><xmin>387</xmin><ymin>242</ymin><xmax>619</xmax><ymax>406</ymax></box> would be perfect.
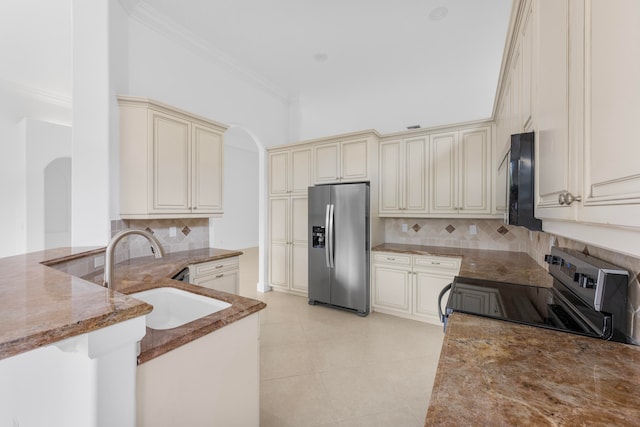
<box><xmin>308</xmin><ymin>182</ymin><xmax>370</xmax><ymax>316</ymax></box>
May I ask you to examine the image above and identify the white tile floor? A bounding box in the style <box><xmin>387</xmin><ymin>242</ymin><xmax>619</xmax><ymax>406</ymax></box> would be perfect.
<box><xmin>238</xmin><ymin>248</ymin><xmax>444</xmax><ymax>427</ymax></box>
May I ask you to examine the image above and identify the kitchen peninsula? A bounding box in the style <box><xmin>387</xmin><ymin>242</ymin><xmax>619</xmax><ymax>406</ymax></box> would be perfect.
<box><xmin>0</xmin><ymin>246</ymin><xmax>265</xmax><ymax>427</ymax></box>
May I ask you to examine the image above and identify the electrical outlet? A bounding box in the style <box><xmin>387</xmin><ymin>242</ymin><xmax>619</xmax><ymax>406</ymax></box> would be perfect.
<box><xmin>469</xmin><ymin>224</ymin><xmax>477</xmax><ymax>235</ymax></box>
<box><xmin>169</xmin><ymin>226</ymin><xmax>177</xmax><ymax>237</ymax></box>
<box><xmin>94</xmin><ymin>255</ymin><xmax>105</xmax><ymax>268</ymax></box>
<box><xmin>402</xmin><ymin>223</ymin><xmax>408</xmax><ymax>232</ymax></box>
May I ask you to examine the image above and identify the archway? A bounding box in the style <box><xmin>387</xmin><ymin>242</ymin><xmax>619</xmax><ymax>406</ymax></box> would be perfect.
<box><xmin>212</xmin><ymin>124</ymin><xmax>270</xmax><ymax>293</ymax></box>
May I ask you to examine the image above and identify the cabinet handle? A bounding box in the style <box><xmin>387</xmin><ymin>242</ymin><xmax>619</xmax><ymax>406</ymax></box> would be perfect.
<box><xmin>431</xmin><ymin>262</ymin><xmax>441</xmax><ymax>265</ymax></box>
<box><xmin>558</xmin><ymin>192</ymin><xmax>582</xmax><ymax>206</ymax></box>
<box><xmin>387</xmin><ymin>257</ymin><xmax>395</xmax><ymax>261</ymax></box>
<box><xmin>215</xmin><ymin>265</ymin><xmax>224</xmax><ymax>269</ymax></box>
<box><xmin>216</xmin><ymin>274</ymin><xmax>224</xmax><ymax>278</ymax></box>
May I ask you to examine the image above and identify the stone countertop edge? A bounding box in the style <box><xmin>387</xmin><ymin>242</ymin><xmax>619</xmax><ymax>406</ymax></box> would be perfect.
<box><xmin>0</xmin><ymin>247</ymin><xmax>266</xmax><ymax>364</ymax></box>
<box><xmin>424</xmin><ymin>312</ymin><xmax>640</xmax><ymax>426</ymax></box>
<box><xmin>372</xmin><ymin>243</ymin><xmax>554</xmax><ymax>287</ymax></box>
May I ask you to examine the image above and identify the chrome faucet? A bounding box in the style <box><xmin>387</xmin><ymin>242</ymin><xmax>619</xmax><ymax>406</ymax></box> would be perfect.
<box><xmin>104</xmin><ymin>229</ymin><xmax>164</xmax><ymax>289</ymax></box>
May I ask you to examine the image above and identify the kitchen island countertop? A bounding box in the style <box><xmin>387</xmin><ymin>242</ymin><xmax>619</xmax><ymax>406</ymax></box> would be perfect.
<box><xmin>425</xmin><ymin>312</ymin><xmax>640</xmax><ymax>426</ymax></box>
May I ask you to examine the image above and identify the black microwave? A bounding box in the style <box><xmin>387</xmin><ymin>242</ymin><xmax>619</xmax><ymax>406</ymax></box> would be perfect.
<box><xmin>508</xmin><ymin>132</ymin><xmax>542</xmax><ymax>231</ymax></box>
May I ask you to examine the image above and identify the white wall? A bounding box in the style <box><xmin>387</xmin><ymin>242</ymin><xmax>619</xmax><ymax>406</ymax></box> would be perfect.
<box><xmin>21</xmin><ymin>118</ymin><xmax>72</xmax><ymax>251</ymax></box>
<box><xmin>71</xmin><ymin>0</ymin><xmax>111</xmax><ymax>247</ymax></box>
<box><xmin>211</xmin><ymin>128</ymin><xmax>259</xmax><ymax>250</ymax></box>
<box><xmin>126</xmin><ymin>19</ymin><xmax>291</xmax><ymax>149</ymax></box>
<box><xmin>0</xmin><ymin>88</ymin><xmax>71</xmax><ymax>258</ymax></box>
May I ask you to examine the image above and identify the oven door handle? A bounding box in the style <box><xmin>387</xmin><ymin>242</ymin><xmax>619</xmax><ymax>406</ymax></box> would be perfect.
<box><xmin>438</xmin><ymin>283</ymin><xmax>452</xmax><ymax>326</ymax></box>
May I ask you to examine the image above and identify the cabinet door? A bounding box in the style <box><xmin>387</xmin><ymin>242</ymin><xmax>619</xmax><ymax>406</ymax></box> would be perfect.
<box><xmin>405</xmin><ymin>137</ymin><xmax>428</xmax><ymax>213</ymax></box>
<box><xmin>379</xmin><ymin>140</ymin><xmax>403</xmax><ymax>214</ymax></box>
<box><xmin>290</xmin><ymin>196</ymin><xmax>308</xmax><ymax>293</ymax></box>
<box><xmin>521</xmin><ymin>3</ymin><xmax>534</xmax><ymax>131</ymax></box>
<box><xmin>536</xmin><ymin>0</ymin><xmax>574</xmax><ymax>219</ymax></box>
<box><xmin>269</xmin><ymin>152</ymin><xmax>289</xmax><ymax>195</ymax></box>
<box><xmin>579</xmin><ymin>0</ymin><xmax>640</xmax><ymax>227</ymax></box>
<box><xmin>459</xmin><ymin>127</ymin><xmax>491</xmax><ymax>213</ymax></box>
<box><xmin>151</xmin><ymin>111</ymin><xmax>191</xmax><ymax>213</ymax></box>
<box><xmin>372</xmin><ymin>265</ymin><xmax>411</xmax><ymax>314</ymax></box>
<box><xmin>269</xmin><ymin>198</ymin><xmax>289</xmax><ymax>288</ymax></box>
<box><xmin>291</xmin><ymin>148</ymin><xmax>312</xmax><ymax>193</ymax></box>
<box><xmin>314</xmin><ymin>143</ymin><xmax>339</xmax><ymax>184</ymax></box>
<box><xmin>192</xmin><ymin>124</ymin><xmax>223</xmax><ymax>213</ymax></box>
<box><xmin>341</xmin><ymin>138</ymin><xmax>368</xmax><ymax>181</ymax></box>
<box><xmin>414</xmin><ymin>271</ymin><xmax>454</xmax><ymax>324</ymax></box>
<box><xmin>430</xmin><ymin>131</ymin><xmax>458</xmax><ymax>214</ymax></box>
<box><xmin>495</xmin><ymin>151</ymin><xmax>509</xmax><ymax>214</ymax></box>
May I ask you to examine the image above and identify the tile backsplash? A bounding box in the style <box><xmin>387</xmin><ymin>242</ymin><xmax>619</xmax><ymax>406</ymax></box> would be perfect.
<box><xmin>110</xmin><ymin>218</ymin><xmax>210</xmax><ymax>262</ymax></box>
<box><xmin>384</xmin><ymin>218</ymin><xmax>529</xmax><ymax>252</ymax></box>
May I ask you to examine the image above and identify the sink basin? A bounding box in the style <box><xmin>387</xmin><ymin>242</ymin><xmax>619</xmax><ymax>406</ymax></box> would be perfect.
<box><xmin>130</xmin><ymin>287</ymin><xmax>231</xmax><ymax>330</ymax></box>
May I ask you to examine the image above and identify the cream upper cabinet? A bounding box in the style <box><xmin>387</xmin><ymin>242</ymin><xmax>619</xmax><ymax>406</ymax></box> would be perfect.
<box><xmin>269</xmin><ymin>147</ymin><xmax>312</xmax><ymax>196</ymax></box>
<box><xmin>118</xmin><ymin>97</ymin><xmax>227</xmax><ymax>219</ymax></box>
<box><xmin>534</xmin><ymin>0</ymin><xmax>576</xmax><ymax>220</ymax></box>
<box><xmin>379</xmin><ymin>137</ymin><xmax>428</xmax><ymax>216</ymax></box>
<box><xmin>577</xmin><ymin>0</ymin><xmax>640</xmax><ymax>228</ymax></box>
<box><xmin>430</xmin><ymin>126</ymin><xmax>492</xmax><ymax>216</ymax></box>
<box><xmin>314</xmin><ymin>137</ymin><xmax>369</xmax><ymax>184</ymax></box>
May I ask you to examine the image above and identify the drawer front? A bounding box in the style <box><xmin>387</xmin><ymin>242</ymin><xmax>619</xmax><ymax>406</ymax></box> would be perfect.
<box><xmin>373</xmin><ymin>252</ymin><xmax>412</xmax><ymax>266</ymax></box>
<box><xmin>413</xmin><ymin>255</ymin><xmax>461</xmax><ymax>272</ymax></box>
<box><xmin>193</xmin><ymin>269</ymin><xmax>239</xmax><ymax>295</ymax></box>
<box><xmin>191</xmin><ymin>257</ymin><xmax>239</xmax><ymax>277</ymax></box>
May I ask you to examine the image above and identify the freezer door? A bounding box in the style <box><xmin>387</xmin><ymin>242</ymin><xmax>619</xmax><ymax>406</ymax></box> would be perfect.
<box><xmin>330</xmin><ymin>183</ymin><xmax>369</xmax><ymax>313</ymax></box>
<box><xmin>308</xmin><ymin>185</ymin><xmax>332</xmax><ymax>304</ymax></box>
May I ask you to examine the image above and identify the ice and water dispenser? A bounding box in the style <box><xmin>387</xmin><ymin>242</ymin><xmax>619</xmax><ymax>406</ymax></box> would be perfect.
<box><xmin>312</xmin><ymin>226</ymin><xmax>325</xmax><ymax>248</ymax></box>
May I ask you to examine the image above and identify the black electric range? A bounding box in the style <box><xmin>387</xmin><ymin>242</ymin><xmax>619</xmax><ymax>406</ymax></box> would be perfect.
<box><xmin>439</xmin><ymin>247</ymin><xmax>630</xmax><ymax>343</ymax></box>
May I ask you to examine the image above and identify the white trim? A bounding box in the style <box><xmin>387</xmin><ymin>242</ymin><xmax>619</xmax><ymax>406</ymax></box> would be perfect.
<box><xmin>0</xmin><ymin>77</ymin><xmax>72</xmax><ymax>108</ymax></box>
<box><xmin>120</xmin><ymin>0</ymin><xmax>291</xmax><ymax>104</ymax></box>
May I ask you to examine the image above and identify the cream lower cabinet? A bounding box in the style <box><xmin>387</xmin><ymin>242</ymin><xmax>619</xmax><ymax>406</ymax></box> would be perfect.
<box><xmin>269</xmin><ymin>195</ymin><xmax>308</xmax><ymax>295</ymax></box>
<box><xmin>118</xmin><ymin>96</ymin><xmax>226</xmax><ymax>219</ymax></box>
<box><xmin>379</xmin><ymin>137</ymin><xmax>428</xmax><ymax>216</ymax></box>
<box><xmin>372</xmin><ymin>252</ymin><xmax>461</xmax><ymax>325</ymax></box>
<box><xmin>430</xmin><ymin>126</ymin><xmax>493</xmax><ymax>216</ymax></box>
<box><xmin>189</xmin><ymin>257</ymin><xmax>239</xmax><ymax>295</ymax></box>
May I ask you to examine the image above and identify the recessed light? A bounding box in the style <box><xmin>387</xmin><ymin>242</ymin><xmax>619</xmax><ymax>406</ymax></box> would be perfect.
<box><xmin>429</xmin><ymin>6</ymin><xmax>448</xmax><ymax>21</ymax></box>
<box><xmin>313</xmin><ymin>53</ymin><xmax>329</xmax><ymax>63</ymax></box>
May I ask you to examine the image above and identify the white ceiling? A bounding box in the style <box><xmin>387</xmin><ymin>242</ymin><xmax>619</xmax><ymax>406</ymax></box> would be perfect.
<box><xmin>0</xmin><ymin>0</ymin><xmax>513</xmax><ymax>133</ymax></box>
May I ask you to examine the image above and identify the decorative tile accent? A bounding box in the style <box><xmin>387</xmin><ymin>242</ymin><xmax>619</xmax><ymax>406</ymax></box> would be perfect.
<box><xmin>412</xmin><ymin>224</ymin><xmax>422</xmax><ymax>232</ymax></box>
<box><xmin>446</xmin><ymin>225</ymin><xmax>456</xmax><ymax>234</ymax></box>
<box><xmin>496</xmin><ymin>226</ymin><xmax>509</xmax><ymax>235</ymax></box>
<box><xmin>182</xmin><ymin>226</ymin><xmax>191</xmax><ymax>236</ymax></box>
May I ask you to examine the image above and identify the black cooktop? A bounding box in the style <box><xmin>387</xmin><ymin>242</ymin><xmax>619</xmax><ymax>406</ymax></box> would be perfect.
<box><xmin>446</xmin><ymin>276</ymin><xmax>613</xmax><ymax>341</ymax></box>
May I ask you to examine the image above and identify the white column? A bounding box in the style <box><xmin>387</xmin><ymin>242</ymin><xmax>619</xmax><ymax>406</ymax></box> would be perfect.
<box><xmin>72</xmin><ymin>0</ymin><xmax>111</xmax><ymax>246</ymax></box>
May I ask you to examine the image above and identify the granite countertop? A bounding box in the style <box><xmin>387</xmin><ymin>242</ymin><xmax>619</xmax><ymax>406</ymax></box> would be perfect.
<box><xmin>86</xmin><ymin>248</ymin><xmax>266</xmax><ymax>363</ymax></box>
<box><xmin>0</xmin><ymin>247</ymin><xmax>265</xmax><ymax>364</ymax></box>
<box><xmin>425</xmin><ymin>313</ymin><xmax>640</xmax><ymax>426</ymax></box>
<box><xmin>372</xmin><ymin>243</ymin><xmax>553</xmax><ymax>287</ymax></box>
<box><xmin>0</xmin><ymin>247</ymin><xmax>152</xmax><ymax>361</ymax></box>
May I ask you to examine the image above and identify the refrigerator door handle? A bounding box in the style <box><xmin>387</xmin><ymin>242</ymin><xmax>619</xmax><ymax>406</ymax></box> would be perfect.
<box><xmin>324</xmin><ymin>204</ymin><xmax>331</xmax><ymax>268</ymax></box>
<box><xmin>328</xmin><ymin>203</ymin><xmax>335</xmax><ymax>268</ymax></box>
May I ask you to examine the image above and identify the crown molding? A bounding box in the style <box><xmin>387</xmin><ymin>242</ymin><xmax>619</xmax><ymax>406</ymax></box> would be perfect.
<box><xmin>0</xmin><ymin>77</ymin><xmax>72</xmax><ymax>109</ymax></box>
<box><xmin>119</xmin><ymin>0</ymin><xmax>292</xmax><ymax>105</ymax></box>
